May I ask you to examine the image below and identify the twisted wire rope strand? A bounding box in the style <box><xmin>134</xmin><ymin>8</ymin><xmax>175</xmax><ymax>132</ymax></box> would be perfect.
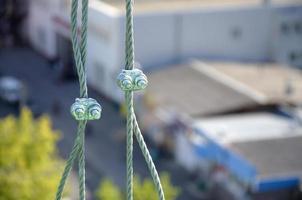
<box><xmin>125</xmin><ymin>91</ymin><xmax>134</xmax><ymax>200</ymax></box>
<box><xmin>80</xmin><ymin>0</ymin><xmax>88</xmax><ymax>68</ymax></box>
<box><xmin>55</xmin><ymin>122</ymin><xmax>86</xmax><ymax>200</ymax></box>
<box><xmin>123</xmin><ymin>0</ymin><xmax>165</xmax><ymax>199</ymax></box>
<box><xmin>78</xmin><ymin>121</ymin><xmax>87</xmax><ymax>200</ymax></box>
<box><xmin>71</xmin><ymin>0</ymin><xmax>88</xmax><ymax>98</ymax></box>
<box><xmin>55</xmin><ymin>0</ymin><xmax>89</xmax><ymax>199</ymax></box>
<box><xmin>124</xmin><ymin>0</ymin><xmax>135</xmax><ymax>199</ymax></box>
<box><xmin>133</xmin><ymin>114</ymin><xmax>165</xmax><ymax>200</ymax></box>
<box><xmin>125</xmin><ymin>0</ymin><xmax>135</xmax><ymax>70</ymax></box>
<box><xmin>76</xmin><ymin>0</ymin><xmax>89</xmax><ymax>198</ymax></box>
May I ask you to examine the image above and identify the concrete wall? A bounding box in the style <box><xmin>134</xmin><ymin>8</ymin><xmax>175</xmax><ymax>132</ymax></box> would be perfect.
<box><xmin>87</xmin><ymin>5</ymin><xmax>122</xmax><ymax>101</ymax></box>
<box><xmin>134</xmin><ymin>13</ymin><xmax>178</xmax><ymax>67</ymax></box>
<box><xmin>27</xmin><ymin>0</ymin><xmax>302</xmax><ymax>102</ymax></box>
<box><xmin>83</xmin><ymin>3</ymin><xmax>302</xmax><ymax>102</ymax></box>
<box><xmin>180</xmin><ymin>6</ymin><xmax>272</xmax><ymax>62</ymax></box>
<box><xmin>271</xmin><ymin>5</ymin><xmax>302</xmax><ymax>67</ymax></box>
<box><xmin>116</xmin><ymin>5</ymin><xmax>273</xmax><ymax>71</ymax></box>
<box><xmin>28</xmin><ymin>2</ymin><xmax>57</xmax><ymax>58</ymax></box>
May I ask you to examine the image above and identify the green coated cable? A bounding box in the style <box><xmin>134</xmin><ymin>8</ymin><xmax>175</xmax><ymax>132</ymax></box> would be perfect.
<box><xmin>55</xmin><ymin>0</ymin><xmax>89</xmax><ymax>199</ymax></box>
<box><xmin>133</xmin><ymin>114</ymin><xmax>165</xmax><ymax>200</ymax></box>
<box><xmin>71</xmin><ymin>0</ymin><xmax>88</xmax><ymax>98</ymax></box>
<box><xmin>78</xmin><ymin>121</ymin><xmax>87</xmax><ymax>200</ymax></box>
<box><xmin>123</xmin><ymin>0</ymin><xmax>165</xmax><ymax>199</ymax></box>
<box><xmin>55</xmin><ymin>0</ymin><xmax>166</xmax><ymax>199</ymax></box>
<box><xmin>124</xmin><ymin>0</ymin><xmax>135</xmax><ymax>199</ymax></box>
<box><xmin>80</xmin><ymin>0</ymin><xmax>88</xmax><ymax>68</ymax></box>
<box><xmin>126</xmin><ymin>90</ymin><xmax>134</xmax><ymax>200</ymax></box>
<box><xmin>55</xmin><ymin>128</ymin><xmax>81</xmax><ymax>200</ymax></box>
<box><xmin>78</xmin><ymin>0</ymin><xmax>89</xmax><ymax>198</ymax></box>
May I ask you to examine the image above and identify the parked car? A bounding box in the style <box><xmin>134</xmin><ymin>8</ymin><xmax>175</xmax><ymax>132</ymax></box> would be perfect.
<box><xmin>0</xmin><ymin>76</ymin><xmax>25</xmax><ymax>104</ymax></box>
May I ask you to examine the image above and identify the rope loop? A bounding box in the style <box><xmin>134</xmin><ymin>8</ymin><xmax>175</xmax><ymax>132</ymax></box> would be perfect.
<box><xmin>55</xmin><ymin>0</ymin><xmax>98</xmax><ymax>199</ymax></box>
<box><xmin>121</xmin><ymin>0</ymin><xmax>166</xmax><ymax>199</ymax></box>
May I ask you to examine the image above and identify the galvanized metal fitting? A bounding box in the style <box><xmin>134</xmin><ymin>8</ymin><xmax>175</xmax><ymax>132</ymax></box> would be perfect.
<box><xmin>71</xmin><ymin>98</ymin><xmax>102</xmax><ymax>121</ymax></box>
<box><xmin>117</xmin><ymin>69</ymin><xmax>148</xmax><ymax>91</ymax></box>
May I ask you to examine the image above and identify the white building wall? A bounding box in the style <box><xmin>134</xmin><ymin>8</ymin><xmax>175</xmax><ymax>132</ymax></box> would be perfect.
<box><xmin>175</xmin><ymin>132</ymin><xmax>200</xmax><ymax>172</ymax></box>
<box><xmin>28</xmin><ymin>2</ymin><xmax>57</xmax><ymax>58</ymax></box>
<box><xmin>26</xmin><ymin>0</ymin><xmax>302</xmax><ymax>102</ymax></box>
<box><xmin>271</xmin><ymin>6</ymin><xmax>302</xmax><ymax>67</ymax></box>
<box><xmin>134</xmin><ymin>13</ymin><xmax>177</xmax><ymax>67</ymax></box>
<box><xmin>180</xmin><ymin>6</ymin><xmax>272</xmax><ymax>61</ymax></box>
<box><xmin>117</xmin><ymin>5</ymin><xmax>274</xmax><ymax>71</ymax></box>
<box><xmin>102</xmin><ymin>11</ymin><xmax>179</xmax><ymax>101</ymax></box>
<box><xmin>87</xmin><ymin>2</ymin><xmax>123</xmax><ymax>101</ymax></box>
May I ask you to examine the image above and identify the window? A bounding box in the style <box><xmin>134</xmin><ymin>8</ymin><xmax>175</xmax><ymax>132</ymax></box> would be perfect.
<box><xmin>294</xmin><ymin>22</ymin><xmax>302</xmax><ymax>34</ymax></box>
<box><xmin>289</xmin><ymin>52</ymin><xmax>297</xmax><ymax>62</ymax></box>
<box><xmin>280</xmin><ymin>22</ymin><xmax>290</xmax><ymax>35</ymax></box>
<box><xmin>230</xmin><ymin>26</ymin><xmax>242</xmax><ymax>40</ymax></box>
<box><xmin>94</xmin><ymin>62</ymin><xmax>105</xmax><ymax>87</ymax></box>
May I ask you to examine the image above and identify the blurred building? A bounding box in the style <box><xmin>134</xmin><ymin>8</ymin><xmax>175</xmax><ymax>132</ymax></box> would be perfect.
<box><xmin>20</xmin><ymin>0</ymin><xmax>302</xmax><ymax>198</ymax></box>
<box><xmin>136</xmin><ymin>60</ymin><xmax>302</xmax><ymax>199</ymax></box>
<box><xmin>190</xmin><ymin>112</ymin><xmax>302</xmax><ymax>200</ymax></box>
<box><xmin>0</xmin><ymin>0</ymin><xmax>29</xmax><ymax>46</ymax></box>
<box><xmin>26</xmin><ymin>0</ymin><xmax>302</xmax><ymax>102</ymax></box>
<box><xmin>138</xmin><ymin>60</ymin><xmax>302</xmax><ymax>145</ymax></box>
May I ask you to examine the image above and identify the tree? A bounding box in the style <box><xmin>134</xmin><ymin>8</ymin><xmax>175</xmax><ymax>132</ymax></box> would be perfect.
<box><xmin>0</xmin><ymin>107</ymin><xmax>64</xmax><ymax>200</ymax></box>
<box><xmin>96</xmin><ymin>173</ymin><xmax>180</xmax><ymax>200</ymax></box>
<box><xmin>95</xmin><ymin>179</ymin><xmax>123</xmax><ymax>200</ymax></box>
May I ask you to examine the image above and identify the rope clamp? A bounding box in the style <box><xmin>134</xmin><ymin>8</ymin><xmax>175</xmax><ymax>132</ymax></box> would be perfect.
<box><xmin>71</xmin><ymin>98</ymin><xmax>102</xmax><ymax>121</ymax></box>
<box><xmin>117</xmin><ymin>69</ymin><xmax>148</xmax><ymax>91</ymax></box>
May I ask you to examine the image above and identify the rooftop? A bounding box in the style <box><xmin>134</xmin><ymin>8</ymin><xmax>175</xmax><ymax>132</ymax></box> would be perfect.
<box><xmin>205</xmin><ymin>61</ymin><xmax>302</xmax><ymax>105</ymax></box>
<box><xmin>194</xmin><ymin>112</ymin><xmax>302</xmax><ymax>179</ymax></box>
<box><xmin>195</xmin><ymin>112</ymin><xmax>302</xmax><ymax>144</ymax></box>
<box><xmin>99</xmin><ymin>0</ymin><xmax>302</xmax><ymax>13</ymax></box>
<box><xmin>232</xmin><ymin>136</ymin><xmax>302</xmax><ymax>179</ymax></box>
<box><xmin>146</xmin><ymin>60</ymin><xmax>302</xmax><ymax>118</ymax></box>
<box><xmin>146</xmin><ymin>62</ymin><xmax>258</xmax><ymax>117</ymax></box>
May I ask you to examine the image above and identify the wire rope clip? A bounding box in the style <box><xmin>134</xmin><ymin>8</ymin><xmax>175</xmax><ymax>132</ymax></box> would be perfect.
<box><xmin>117</xmin><ymin>69</ymin><xmax>148</xmax><ymax>91</ymax></box>
<box><xmin>71</xmin><ymin>98</ymin><xmax>102</xmax><ymax>121</ymax></box>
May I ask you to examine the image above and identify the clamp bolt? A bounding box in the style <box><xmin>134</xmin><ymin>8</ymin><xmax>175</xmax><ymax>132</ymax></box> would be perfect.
<box><xmin>117</xmin><ymin>69</ymin><xmax>148</xmax><ymax>91</ymax></box>
<box><xmin>71</xmin><ymin>98</ymin><xmax>102</xmax><ymax>121</ymax></box>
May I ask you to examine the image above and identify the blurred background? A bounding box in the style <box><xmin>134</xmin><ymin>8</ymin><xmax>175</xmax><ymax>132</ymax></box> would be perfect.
<box><xmin>0</xmin><ymin>0</ymin><xmax>302</xmax><ymax>199</ymax></box>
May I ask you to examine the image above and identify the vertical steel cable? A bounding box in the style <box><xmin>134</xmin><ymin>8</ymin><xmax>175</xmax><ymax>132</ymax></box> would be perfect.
<box><xmin>133</xmin><ymin>115</ymin><xmax>165</xmax><ymax>200</ymax></box>
<box><xmin>78</xmin><ymin>0</ymin><xmax>89</xmax><ymax>198</ymax></box>
<box><xmin>55</xmin><ymin>0</ymin><xmax>89</xmax><ymax>199</ymax></box>
<box><xmin>124</xmin><ymin>0</ymin><xmax>135</xmax><ymax>199</ymax></box>
<box><xmin>122</xmin><ymin>0</ymin><xmax>165</xmax><ymax>199</ymax></box>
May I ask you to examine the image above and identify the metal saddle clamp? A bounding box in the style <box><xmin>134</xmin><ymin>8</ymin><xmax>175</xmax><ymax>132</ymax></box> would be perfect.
<box><xmin>71</xmin><ymin>98</ymin><xmax>102</xmax><ymax>121</ymax></box>
<box><xmin>117</xmin><ymin>68</ymin><xmax>148</xmax><ymax>91</ymax></box>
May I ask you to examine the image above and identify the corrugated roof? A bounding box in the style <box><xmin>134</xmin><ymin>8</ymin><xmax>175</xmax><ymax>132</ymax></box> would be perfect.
<box><xmin>206</xmin><ymin>61</ymin><xmax>302</xmax><ymax>105</ymax></box>
<box><xmin>146</xmin><ymin>60</ymin><xmax>302</xmax><ymax>117</ymax></box>
<box><xmin>146</xmin><ymin>63</ymin><xmax>258</xmax><ymax>117</ymax></box>
<box><xmin>231</xmin><ymin>136</ymin><xmax>302</xmax><ymax>179</ymax></box>
<box><xmin>194</xmin><ymin>112</ymin><xmax>301</xmax><ymax>144</ymax></box>
<box><xmin>194</xmin><ymin>111</ymin><xmax>302</xmax><ymax>179</ymax></box>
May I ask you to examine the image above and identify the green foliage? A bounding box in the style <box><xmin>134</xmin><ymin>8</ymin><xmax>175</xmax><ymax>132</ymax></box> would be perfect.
<box><xmin>96</xmin><ymin>173</ymin><xmax>180</xmax><ymax>200</ymax></box>
<box><xmin>133</xmin><ymin>173</ymin><xmax>180</xmax><ymax>200</ymax></box>
<box><xmin>0</xmin><ymin>108</ymin><xmax>63</xmax><ymax>200</ymax></box>
<box><xmin>96</xmin><ymin>179</ymin><xmax>123</xmax><ymax>200</ymax></box>
<box><xmin>159</xmin><ymin>173</ymin><xmax>181</xmax><ymax>200</ymax></box>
